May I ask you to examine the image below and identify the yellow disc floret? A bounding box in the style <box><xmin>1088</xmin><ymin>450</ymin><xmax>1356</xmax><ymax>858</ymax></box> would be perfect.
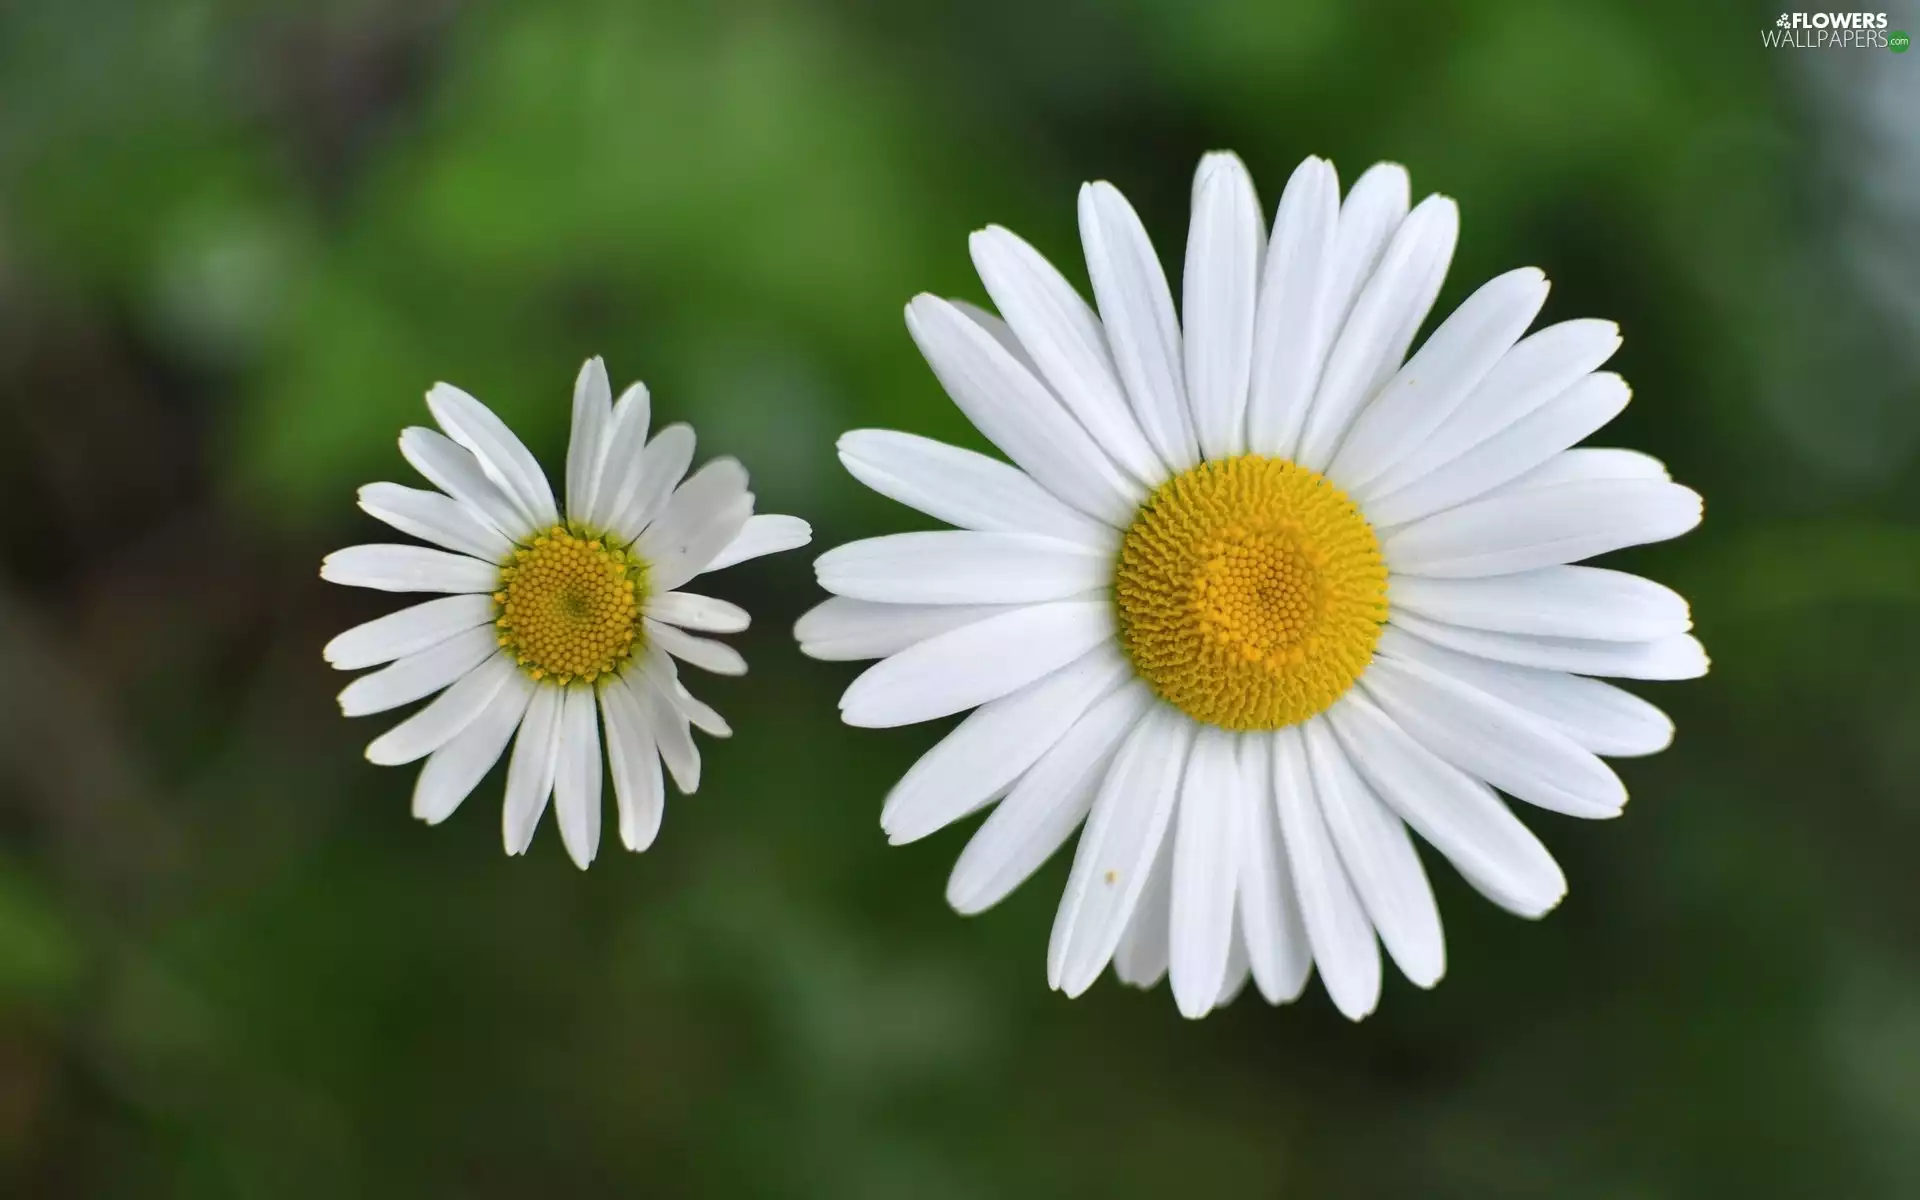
<box><xmin>1114</xmin><ymin>455</ymin><xmax>1388</xmax><ymax>732</ymax></box>
<box><xmin>494</xmin><ymin>526</ymin><xmax>647</xmax><ymax>685</ymax></box>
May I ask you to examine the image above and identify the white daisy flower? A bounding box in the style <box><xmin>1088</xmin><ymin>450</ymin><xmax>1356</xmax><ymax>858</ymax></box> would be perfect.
<box><xmin>800</xmin><ymin>153</ymin><xmax>1705</xmax><ymax>1019</ymax></box>
<box><xmin>322</xmin><ymin>357</ymin><xmax>811</xmax><ymax>868</ymax></box>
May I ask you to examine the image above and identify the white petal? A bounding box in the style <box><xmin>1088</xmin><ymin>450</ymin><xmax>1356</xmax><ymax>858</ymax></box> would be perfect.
<box><xmin>647</xmin><ymin>592</ymin><xmax>751</xmax><ymax>634</ymax></box>
<box><xmin>501</xmin><ymin>683</ymin><xmax>564</xmax><ymax>855</ymax></box>
<box><xmin>425</xmin><ymin>383</ymin><xmax>559</xmax><ymax>529</ymax></box>
<box><xmin>1319</xmin><ymin>163</ymin><xmax>1410</xmax><ymax>352</ymax></box>
<box><xmin>1378</xmin><ymin>624</ymin><xmax>1674</xmax><ymax>756</ymax></box>
<box><xmin>703</xmin><ymin>513</ymin><xmax>811</xmax><ymax>572</ymax></box>
<box><xmin>1511</xmin><ymin>447</ymin><xmax>1668</xmax><ymax>490</ymax></box>
<box><xmin>1390</xmin><ymin>566</ymin><xmax>1691</xmax><ymax>642</ymax></box>
<box><xmin>949</xmin><ymin>299</ymin><xmax>1044</xmax><ymax>378</ymax></box>
<box><xmin>398</xmin><ymin>426</ymin><xmax>533</xmax><ymax>542</ymax></box>
<box><xmin>357</xmin><ymin>482</ymin><xmax>513</xmax><ymax>562</ymax></box>
<box><xmin>1169</xmin><ymin>725</ymin><xmax>1242</xmax><ymax>1018</ymax></box>
<box><xmin>1331</xmin><ymin>267</ymin><xmax>1550</xmax><ymax>492</ymax></box>
<box><xmin>366</xmin><ymin>651</ymin><xmax>516</xmax><ymax>766</ymax></box>
<box><xmin>794</xmin><ymin>597</ymin><xmax>1014</xmax><ymax>662</ymax></box>
<box><xmin>969</xmin><ymin>226</ymin><xmax>1165</xmax><ymax>483</ymax></box>
<box><xmin>1326</xmin><ymin>693</ymin><xmax>1566</xmax><ymax>918</ymax></box>
<box><xmin>635</xmin><ymin>458</ymin><xmax>754</xmax><ymax>593</ymax></box>
<box><xmin>666</xmin><ymin>678</ymin><xmax>730</xmax><ymax>738</ymax></box>
<box><xmin>645</xmin><ymin>618</ymin><xmax>746</xmax><ymax>676</ymax></box>
<box><xmin>881</xmin><ymin>645</ymin><xmax>1130</xmax><ymax>844</ymax></box>
<box><xmin>324</xmin><ymin>594</ymin><xmax>495</xmax><ymax>670</ymax></box>
<box><xmin>906</xmin><ymin>295</ymin><xmax>1142</xmax><ymax>526</ymax></box>
<box><xmin>600</xmin><ymin>680</ymin><xmax>665</xmax><ymax>852</ymax></box>
<box><xmin>584</xmin><ymin>381</ymin><xmax>652</xmax><ymax>533</ymax></box>
<box><xmin>837</xmin><ymin>430</ymin><xmax>1115</xmax><ymax>548</ymax></box>
<box><xmin>633</xmin><ymin>649</ymin><xmax>701</xmax><ymax>792</ymax></box>
<box><xmin>1275</xmin><ymin>724</ymin><xmax>1380</xmax><ymax>1021</ymax></box>
<box><xmin>1214</xmin><ymin>916</ymin><xmax>1252</xmax><ymax>1009</ymax></box>
<box><xmin>1304</xmin><ymin>719</ymin><xmax>1444</xmax><ymax>987</ymax></box>
<box><xmin>1363</xmin><ymin>652</ymin><xmax>1624</xmax><ymax>819</ymax></box>
<box><xmin>1367</xmin><ymin>372</ymin><xmax>1633</xmax><ymax>527</ymax></box>
<box><xmin>946</xmin><ymin>682</ymin><xmax>1152</xmax><ymax>915</ymax></box>
<box><xmin>1078</xmin><ymin>181</ymin><xmax>1200</xmax><ymax>471</ymax></box>
<box><xmin>1247</xmin><ymin>156</ymin><xmax>1339</xmax><ymax>459</ymax></box>
<box><xmin>1183</xmin><ymin>151</ymin><xmax>1264</xmax><ymax>460</ymax></box>
<box><xmin>552</xmin><ymin>685</ymin><xmax>604</xmax><ymax>869</ymax></box>
<box><xmin>816</xmin><ymin>531</ymin><xmax>1111</xmax><ymax>606</ymax></box>
<box><xmin>1112</xmin><ymin>829</ymin><xmax>1173</xmax><ymax>990</ymax></box>
<box><xmin>321</xmin><ymin>544</ymin><xmax>499</xmax><ymax>594</ymax></box>
<box><xmin>1047</xmin><ymin>705</ymin><xmax>1193</xmax><ymax>997</ymax></box>
<box><xmin>1387</xmin><ymin>611</ymin><xmax>1710</xmax><ymax>680</ymax></box>
<box><xmin>1234</xmin><ymin>733</ymin><xmax>1312</xmax><ymax>1004</ymax></box>
<box><xmin>565</xmin><ymin>357</ymin><xmax>613</xmax><ymax>523</ymax></box>
<box><xmin>610</xmin><ymin>423</ymin><xmax>696</xmax><ymax>544</ymax></box>
<box><xmin>411</xmin><ymin>670</ymin><xmax>535</xmax><ymax>825</ymax></box>
<box><xmin>839</xmin><ymin>601</ymin><xmax>1116</xmax><ymax>728</ymax></box>
<box><xmin>337</xmin><ymin>626</ymin><xmax>497</xmax><ymax>717</ymax></box>
<box><xmin>1366</xmin><ymin>319</ymin><xmax>1621</xmax><ymax>499</ymax></box>
<box><xmin>1383</xmin><ymin>480</ymin><xmax>1703</xmax><ymax>578</ymax></box>
<box><xmin>1297</xmin><ymin>194</ymin><xmax>1458</xmax><ymax>472</ymax></box>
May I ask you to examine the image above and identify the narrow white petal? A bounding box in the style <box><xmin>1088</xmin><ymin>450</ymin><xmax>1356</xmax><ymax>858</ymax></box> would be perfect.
<box><xmin>1388</xmin><ymin>611</ymin><xmax>1710</xmax><ymax>680</ymax></box>
<box><xmin>1112</xmin><ymin>830</ymin><xmax>1173</xmax><ymax>990</ymax></box>
<box><xmin>629</xmin><ymin>655</ymin><xmax>701</xmax><ymax>793</ymax></box>
<box><xmin>1326</xmin><ymin>693</ymin><xmax>1566</xmax><ymax>917</ymax></box>
<box><xmin>358</xmin><ymin>482</ymin><xmax>513</xmax><ymax>562</ymax></box>
<box><xmin>635</xmin><ymin>458</ymin><xmax>754</xmax><ymax>594</ymax></box>
<box><xmin>321</xmin><ymin>544</ymin><xmax>499</xmax><ymax>594</ymax></box>
<box><xmin>565</xmin><ymin>357</ymin><xmax>613</xmax><ymax>523</ymax></box>
<box><xmin>906</xmin><ymin>295</ymin><xmax>1142</xmax><ymax>526</ymax></box>
<box><xmin>1383</xmin><ymin>480</ymin><xmax>1703</xmax><ymax>578</ymax></box>
<box><xmin>837</xmin><ymin>430</ymin><xmax>1115</xmax><ymax>548</ymax></box>
<box><xmin>337</xmin><ymin>626</ymin><xmax>497</xmax><ymax>717</ymax></box>
<box><xmin>703</xmin><ymin>513</ymin><xmax>811</xmax><ymax>572</ymax></box>
<box><xmin>969</xmin><ymin>226</ymin><xmax>1165</xmax><ymax>483</ymax></box>
<box><xmin>1304</xmin><ymin>719</ymin><xmax>1444</xmax><ymax>987</ymax></box>
<box><xmin>1214</xmin><ymin>916</ymin><xmax>1252</xmax><ymax>1009</ymax></box>
<box><xmin>1319</xmin><ymin>163</ymin><xmax>1410</xmax><ymax>351</ymax></box>
<box><xmin>949</xmin><ymin>299</ymin><xmax>1044</xmax><ymax>378</ymax></box>
<box><xmin>839</xmin><ymin>600</ymin><xmax>1115</xmax><ymax>728</ymax></box>
<box><xmin>1169</xmin><ymin>726</ymin><xmax>1243</xmax><ymax>1018</ymax></box>
<box><xmin>1332</xmin><ymin>267</ymin><xmax>1550</xmax><ymax>492</ymax></box>
<box><xmin>1078</xmin><ymin>181</ymin><xmax>1200</xmax><ymax>470</ymax></box>
<box><xmin>1366</xmin><ymin>319</ymin><xmax>1621</xmax><ymax>499</ymax></box>
<box><xmin>583</xmin><ymin>382</ymin><xmax>652</xmax><ymax>533</ymax></box>
<box><xmin>1235</xmin><ymin>733</ymin><xmax>1312</xmax><ymax>1004</ymax></box>
<box><xmin>324</xmin><ymin>593</ymin><xmax>495</xmax><ymax>670</ymax></box>
<box><xmin>1378</xmin><ymin>624</ymin><xmax>1674</xmax><ymax>756</ymax></box>
<box><xmin>1390</xmin><ymin>566</ymin><xmax>1691</xmax><ymax>642</ymax></box>
<box><xmin>366</xmin><ymin>651</ymin><xmax>516</xmax><ymax>766</ymax></box>
<box><xmin>666</xmin><ymin>678</ymin><xmax>730</xmax><ymax>738</ymax></box>
<box><xmin>501</xmin><ymin>683</ymin><xmax>564</xmax><ymax>855</ymax></box>
<box><xmin>1183</xmin><ymin>151</ymin><xmax>1264</xmax><ymax>460</ymax></box>
<box><xmin>425</xmin><ymin>383</ymin><xmax>558</xmax><ymax>529</ymax></box>
<box><xmin>1048</xmin><ymin>705</ymin><xmax>1192</xmax><ymax>997</ymax></box>
<box><xmin>1362</xmin><ymin>653</ymin><xmax>1626</xmax><ymax>819</ymax></box>
<box><xmin>411</xmin><ymin>670</ymin><xmax>535</xmax><ymax>825</ymax></box>
<box><xmin>1297</xmin><ymin>194</ymin><xmax>1458</xmax><ymax>472</ymax></box>
<box><xmin>647</xmin><ymin>592</ymin><xmax>751</xmax><ymax>634</ymax></box>
<box><xmin>816</xmin><ymin>530</ymin><xmax>1111</xmax><ymax>606</ymax></box>
<box><xmin>881</xmin><ymin>645</ymin><xmax>1130</xmax><ymax>844</ymax></box>
<box><xmin>946</xmin><ymin>682</ymin><xmax>1152</xmax><ymax>915</ymax></box>
<box><xmin>552</xmin><ymin>685</ymin><xmax>604</xmax><ymax>869</ymax></box>
<box><xmin>1274</xmin><ymin>724</ymin><xmax>1380</xmax><ymax>1021</ymax></box>
<box><xmin>645</xmin><ymin>618</ymin><xmax>746</xmax><ymax>676</ymax></box>
<box><xmin>1367</xmin><ymin>372</ymin><xmax>1633</xmax><ymax>527</ymax></box>
<box><xmin>1510</xmin><ymin>447</ymin><xmax>1668</xmax><ymax>490</ymax></box>
<box><xmin>794</xmin><ymin>597</ymin><xmax>1014</xmax><ymax>662</ymax></box>
<box><xmin>600</xmin><ymin>681</ymin><xmax>665</xmax><ymax>851</ymax></box>
<box><xmin>611</xmin><ymin>423</ymin><xmax>696</xmax><ymax>544</ymax></box>
<box><xmin>1247</xmin><ymin>156</ymin><xmax>1339</xmax><ymax>458</ymax></box>
<box><xmin>398</xmin><ymin>426</ymin><xmax>533</xmax><ymax>542</ymax></box>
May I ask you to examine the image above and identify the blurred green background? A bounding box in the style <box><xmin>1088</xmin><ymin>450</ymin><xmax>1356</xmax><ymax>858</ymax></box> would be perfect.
<box><xmin>2</xmin><ymin>0</ymin><xmax>1918</xmax><ymax>1195</ymax></box>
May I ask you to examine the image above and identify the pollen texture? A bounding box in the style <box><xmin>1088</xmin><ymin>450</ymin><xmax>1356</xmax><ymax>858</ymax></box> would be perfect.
<box><xmin>1114</xmin><ymin>456</ymin><xmax>1388</xmax><ymax>731</ymax></box>
<box><xmin>494</xmin><ymin>526</ymin><xmax>646</xmax><ymax>685</ymax></box>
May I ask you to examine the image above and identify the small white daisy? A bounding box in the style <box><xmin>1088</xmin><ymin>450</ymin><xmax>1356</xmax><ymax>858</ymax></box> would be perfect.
<box><xmin>323</xmin><ymin>357</ymin><xmax>811</xmax><ymax>868</ymax></box>
<box><xmin>801</xmin><ymin>153</ymin><xmax>1705</xmax><ymax>1019</ymax></box>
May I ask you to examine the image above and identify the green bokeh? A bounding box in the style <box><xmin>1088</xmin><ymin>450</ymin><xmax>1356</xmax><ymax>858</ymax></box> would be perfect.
<box><xmin>1</xmin><ymin>0</ymin><xmax>1917</xmax><ymax>1196</ymax></box>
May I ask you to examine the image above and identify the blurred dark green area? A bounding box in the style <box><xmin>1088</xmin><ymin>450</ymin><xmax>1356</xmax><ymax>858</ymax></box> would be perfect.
<box><xmin>1</xmin><ymin>0</ymin><xmax>1917</xmax><ymax>1195</ymax></box>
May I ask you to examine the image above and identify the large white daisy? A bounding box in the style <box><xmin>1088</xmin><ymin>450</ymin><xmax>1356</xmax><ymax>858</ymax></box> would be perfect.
<box><xmin>323</xmin><ymin>357</ymin><xmax>811</xmax><ymax>868</ymax></box>
<box><xmin>800</xmin><ymin>153</ymin><xmax>1705</xmax><ymax>1019</ymax></box>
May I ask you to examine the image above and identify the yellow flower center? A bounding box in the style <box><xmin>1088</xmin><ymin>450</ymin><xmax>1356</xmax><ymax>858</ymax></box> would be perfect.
<box><xmin>1114</xmin><ymin>455</ymin><xmax>1388</xmax><ymax>732</ymax></box>
<box><xmin>493</xmin><ymin>525</ymin><xmax>647</xmax><ymax>685</ymax></box>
